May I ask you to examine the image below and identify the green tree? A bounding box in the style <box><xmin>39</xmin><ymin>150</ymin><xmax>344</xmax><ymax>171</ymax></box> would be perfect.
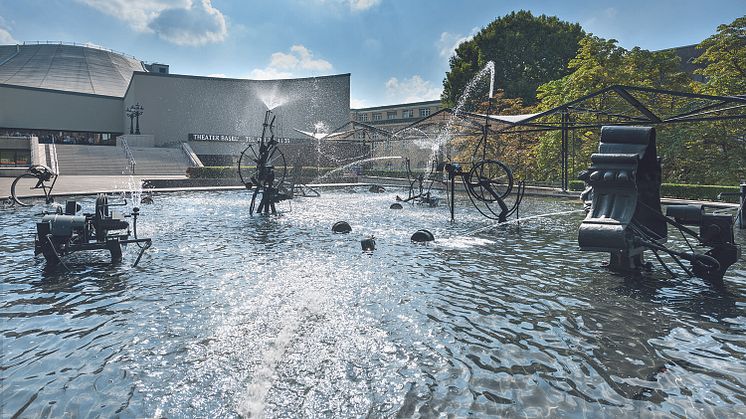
<box><xmin>537</xmin><ymin>36</ymin><xmax>690</xmax><ymax>108</ymax></box>
<box><xmin>441</xmin><ymin>11</ymin><xmax>584</xmax><ymax>108</ymax></box>
<box><xmin>693</xmin><ymin>15</ymin><xmax>746</xmax><ymax>95</ymax></box>
<box><xmin>533</xmin><ymin>36</ymin><xmax>693</xmax><ymax>184</ymax></box>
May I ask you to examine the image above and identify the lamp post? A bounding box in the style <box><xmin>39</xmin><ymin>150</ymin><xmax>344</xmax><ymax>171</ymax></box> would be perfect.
<box><xmin>125</xmin><ymin>105</ymin><xmax>135</xmax><ymax>134</ymax></box>
<box><xmin>134</xmin><ymin>103</ymin><xmax>144</xmax><ymax>135</ymax></box>
<box><xmin>125</xmin><ymin>103</ymin><xmax>144</xmax><ymax>135</ymax></box>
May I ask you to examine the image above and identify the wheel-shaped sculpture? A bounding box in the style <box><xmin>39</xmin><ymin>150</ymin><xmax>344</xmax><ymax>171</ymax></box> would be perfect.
<box><xmin>10</xmin><ymin>173</ymin><xmax>37</xmax><ymax>206</ymax></box>
<box><xmin>465</xmin><ymin>159</ymin><xmax>513</xmax><ymax>202</ymax></box>
<box><xmin>94</xmin><ymin>194</ymin><xmax>109</xmax><ymax>241</ymax></box>
<box><xmin>237</xmin><ymin>143</ymin><xmax>288</xmax><ymax>191</ymax></box>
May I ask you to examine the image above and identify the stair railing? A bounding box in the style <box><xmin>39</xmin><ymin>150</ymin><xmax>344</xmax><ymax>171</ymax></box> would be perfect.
<box><xmin>120</xmin><ymin>138</ymin><xmax>136</xmax><ymax>174</ymax></box>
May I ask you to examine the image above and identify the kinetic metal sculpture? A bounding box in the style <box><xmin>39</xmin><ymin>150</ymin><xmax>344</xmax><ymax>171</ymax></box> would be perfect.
<box><xmin>578</xmin><ymin>126</ymin><xmax>740</xmax><ymax>282</ymax></box>
<box><xmin>439</xmin><ymin>110</ymin><xmax>526</xmax><ymax>223</ymax></box>
<box><xmin>443</xmin><ymin>160</ymin><xmax>524</xmax><ymax>222</ymax></box>
<box><xmin>395</xmin><ymin>158</ymin><xmax>440</xmax><ymax>207</ymax></box>
<box><xmin>35</xmin><ymin>194</ymin><xmax>151</xmax><ymax>267</ymax></box>
<box><xmin>238</xmin><ymin>110</ymin><xmax>292</xmax><ymax>215</ymax></box>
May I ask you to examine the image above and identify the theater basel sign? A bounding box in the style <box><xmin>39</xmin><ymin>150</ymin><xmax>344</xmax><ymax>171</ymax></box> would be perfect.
<box><xmin>188</xmin><ymin>133</ymin><xmax>292</xmax><ymax>143</ymax></box>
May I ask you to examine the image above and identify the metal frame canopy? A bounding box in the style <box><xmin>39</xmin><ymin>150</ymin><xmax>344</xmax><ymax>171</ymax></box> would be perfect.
<box><xmin>397</xmin><ymin>85</ymin><xmax>746</xmax><ymax>190</ymax></box>
<box><xmin>294</xmin><ymin>120</ymin><xmax>394</xmax><ymax>144</ymax></box>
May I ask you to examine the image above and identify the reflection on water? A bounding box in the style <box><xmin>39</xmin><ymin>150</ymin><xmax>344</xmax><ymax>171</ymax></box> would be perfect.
<box><xmin>1</xmin><ymin>190</ymin><xmax>745</xmax><ymax>417</ymax></box>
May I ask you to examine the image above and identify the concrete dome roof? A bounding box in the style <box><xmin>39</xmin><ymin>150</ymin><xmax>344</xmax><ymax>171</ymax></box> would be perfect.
<box><xmin>0</xmin><ymin>42</ymin><xmax>146</xmax><ymax>97</ymax></box>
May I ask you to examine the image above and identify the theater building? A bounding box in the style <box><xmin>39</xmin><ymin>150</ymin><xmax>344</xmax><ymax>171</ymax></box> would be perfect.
<box><xmin>0</xmin><ymin>42</ymin><xmax>351</xmax><ymax>174</ymax></box>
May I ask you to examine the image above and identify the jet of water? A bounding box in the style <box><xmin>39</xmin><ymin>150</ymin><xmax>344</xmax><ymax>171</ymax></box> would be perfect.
<box><xmin>313</xmin><ymin>155</ymin><xmax>403</xmax><ymax>182</ymax></box>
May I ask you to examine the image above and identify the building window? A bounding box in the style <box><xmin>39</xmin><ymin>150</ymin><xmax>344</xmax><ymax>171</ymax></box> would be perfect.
<box><xmin>360</xmin><ymin>113</ymin><xmax>369</xmax><ymax>122</ymax></box>
<box><xmin>402</xmin><ymin>109</ymin><xmax>413</xmax><ymax>118</ymax></box>
<box><xmin>0</xmin><ymin>149</ymin><xmax>31</xmax><ymax>166</ymax></box>
<box><xmin>419</xmin><ymin>108</ymin><xmax>431</xmax><ymax>117</ymax></box>
<box><xmin>373</xmin><ymin>113</ymin><xmax>382</xmax><ymax>121</ymax></box>
<box><xmin>387</xmin><ymin>111</ymin><xmax>397</xmax><ymax>120</ymax></box>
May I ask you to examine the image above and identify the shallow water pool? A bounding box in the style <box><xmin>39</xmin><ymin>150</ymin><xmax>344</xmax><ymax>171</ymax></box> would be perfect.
<box><xmin>1</xmin><ymin>189</ymin><xmax>745</xmax><ymax>417</ymax></box>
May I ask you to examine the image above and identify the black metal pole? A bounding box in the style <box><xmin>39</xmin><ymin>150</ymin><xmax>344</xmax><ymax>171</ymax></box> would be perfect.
<box><xmin>450</xmin><ymin>175</ymin><xmax>455</xmax><ymax>222</ymax></box>
<box><xmin>129</xmin><ymin>115</ymin><xmax>134</xmax><ymax>135</ymax></box>
<box><xmin>738</xmin><ymin>182</ymin><xmax>746</xmax><ymax>230</ymax></box>
<box><xmin>135</xmin><ymin>113</ymin><xmax>140</xmax><ymax>135</ymax></box>
<box><xmin>560</xmin><ymin>110</ymin><xmax>569</xmax><ymax>192</ymax></box>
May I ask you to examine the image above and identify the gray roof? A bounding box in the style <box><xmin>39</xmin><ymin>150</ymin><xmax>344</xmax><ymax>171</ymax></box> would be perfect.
<box><xmin>0</xmin><ymin>43</ymin><xmax>146</xmax><ymax>97</ymax></box>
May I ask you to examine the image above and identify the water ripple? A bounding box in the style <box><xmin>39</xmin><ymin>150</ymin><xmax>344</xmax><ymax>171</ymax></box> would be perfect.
<box><xmin>1</xmin><ymin>190</ymin><xmax>745</xmax><ymax>417</ymax></box>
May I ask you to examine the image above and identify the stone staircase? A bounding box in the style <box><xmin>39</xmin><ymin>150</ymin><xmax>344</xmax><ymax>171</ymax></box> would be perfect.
<box><xmin>129</xmin><ymin>147</ymin><xmax>191</xmax><ymax>176</ymax></box>
<box><xmin>54</xmin><ymin>144</ymin><xmax>193</xmax><ymax>176</ymax></box>
<box><xmin>55</xmin><ymin>144</ymin><xmax>131</xmax><ymax>175</ymax></box>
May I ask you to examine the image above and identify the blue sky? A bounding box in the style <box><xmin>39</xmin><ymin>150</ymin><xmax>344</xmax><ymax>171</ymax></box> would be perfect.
<box><xmin>0</xmin><ymin>0</ymin><xmax>742</xmax><ymax>107</ymax></box>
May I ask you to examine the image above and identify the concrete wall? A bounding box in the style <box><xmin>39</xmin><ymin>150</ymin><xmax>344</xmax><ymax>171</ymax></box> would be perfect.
<box><xmin>0</xmin><ymin>84</ymin><xmax>124</xmax><ymax>133</ymax></box>
<box><xmin>0</xmin><ymin>135</ymin><xmax>31</xmax><ymax>149</ymax></box>
<box><xmin>123</xmin><ymin>72</ymin><xmax>351</xmax><ymax>148</ymax></box>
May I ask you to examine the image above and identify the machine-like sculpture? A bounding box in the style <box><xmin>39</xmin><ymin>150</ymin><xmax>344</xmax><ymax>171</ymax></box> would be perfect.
<box><xmin>238</xmin><ymin>110</ymin><xmax>292</xmax><ymax>215</ymax></box>
<box><xmin>443</xmin><ymin>159</ymin><xmax>524</xmax><ymax>223</ymax></box>
<box><xmin>578</xmin><ymin>126</ymin><xmax>740</xmax><ymax>282</ymax></box>
<box><xmin>35</xmin><ymin>194</ymin><xmax>151</xmax><ymax>267</ymax></box>
<box><xmin>395</xmin><ymin>158</ymin><xmax>440</xmax><ymax>207</ymax></box>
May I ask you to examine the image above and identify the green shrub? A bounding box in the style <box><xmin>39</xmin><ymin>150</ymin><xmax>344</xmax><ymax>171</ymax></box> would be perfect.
<box><xmin>660</xmin><ymin>183</ymin><xmax>739</xmax><ymax>203</ymax></box>
<box><xmin>569</xmin><ymin>179</ymin><xmax>739</xmax><ymax>202</ymax></box>
<box><xmin>187</xmin><ymin>166</ymin><xmax>240</xmax><ymax>179</ymax></box>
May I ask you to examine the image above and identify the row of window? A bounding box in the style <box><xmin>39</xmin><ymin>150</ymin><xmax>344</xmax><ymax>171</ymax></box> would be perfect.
<box><xmin>0</xmin><ymin>149</ymin><xmax>31</xmax><ymax>166</ymax></box>
<box><xmin>357</xmin><ymin>107</ymin><xmax>432</xmax><ymax>122</ymax></box>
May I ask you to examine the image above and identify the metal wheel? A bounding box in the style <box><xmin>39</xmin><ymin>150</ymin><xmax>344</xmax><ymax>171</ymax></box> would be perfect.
<box><xmin>465</xmin><ymin>160</ymin><xmax>513</xmax><ymax>201</ymax></box>
<box><xmin>94</xmin><ymin>194</ymin><xmax>109</xmax><ymax>241</ymax></box>
<box><xmin>10</xmin><ymin>173</ymin><xmax>36</xmax><ymax>206</ymax></box>
<box><xmin>238</xmin><ymin>143</ymin><xmax>288</xmax><ymax>190</ymax></box>
<box><xmin>237</xmin><ymin>144</ymin><xmax>256</xmax><ymax>187</ymax></box>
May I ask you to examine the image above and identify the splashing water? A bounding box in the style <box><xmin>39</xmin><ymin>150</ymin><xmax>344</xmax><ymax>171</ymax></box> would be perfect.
<box><xmin>257</xmin><ymin>86</ymin><xmax>291</xmax><ymax>110</ymax></box>
<box><xmin>387</xmin><ymin>61</ymin><xmax>495</xmax><ymax>170</ymax></box>
<box><xmin>439</xmin><ymin>61</ymin><xmax>495</xmax><ymax>143</ymax></box>
<box><xmin>313</xmin><ymin>121</ymin><xmax>330</xmax><ymax>135</ymax></box>
<box><xmin>313</xmin><ymin>156</ymin><xmax>402</xmax><ymax>182</ymax></box>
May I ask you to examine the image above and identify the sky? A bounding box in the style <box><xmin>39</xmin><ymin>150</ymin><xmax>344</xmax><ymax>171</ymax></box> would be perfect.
<box><xmin>0</xmin><ymin>0</ymin><xmax>742</xmax><ymax>107</ymax></box>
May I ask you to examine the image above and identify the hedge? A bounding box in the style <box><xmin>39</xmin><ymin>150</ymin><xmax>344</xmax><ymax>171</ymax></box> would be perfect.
<box><xmin>570</xmin><ymin>179</ymin><xmax>740</xmax><ymax>203</ymax></box>
<box><xmin>188</xmin><ymin>166</ymin><xmax>425</xmax><ymax>179</ymax></box>
<box><xmin>190</xmin><ymin>167</ymin><xmax>741</xmax><ymax>203</ymax></box>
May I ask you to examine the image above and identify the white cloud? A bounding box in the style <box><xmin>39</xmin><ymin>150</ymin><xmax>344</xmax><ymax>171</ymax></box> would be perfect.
<box><xmin>207</xmin><ymin>73</ymin><xmax>228</xmax><ymax>78</ymax></box>
<box><xmin>348</xmin><ymin>0</ymin><xmax>380</xmax><ymax>11</ymax></box>
<box><xmin>249</xmin><ymin>45</ymin><xmax>332</xmax><ymax>79</ymax></box>
<box><xmin>385</xmin><ymin>75</ymin><xmax>441</xmax><ymax>103</ymax></box>
<box><xmin>78</xmin><ymin>0</ymin><xmax>227</xmax><ymax>46</ymax></box>
<box><xmin>350</xmin><ymin>98</ymin><xmax>368</xmax><ymax>108</ymax></box>
<box><xmin>436</xmin><ymin>27</ymin><xmax>478</xmax><ymax>59</ymax></box>
<box><xmin>247</xmin><ymin>67</ymin><xmax>294</xmax><ymax>80</ymax></box>
<box><xmin>0</xmin><ymin>26</ymin><xmax>17</xmax><ymax>44</ymax></box>
<box><xmin>310</xmin><ymin>0</ymin><xmax>381</xmax><ymax>12</ymax></box>
<box><xmin>149</xmin><ymin>0</ymin><xmax>227</xmax><ymax>46</ymax></box>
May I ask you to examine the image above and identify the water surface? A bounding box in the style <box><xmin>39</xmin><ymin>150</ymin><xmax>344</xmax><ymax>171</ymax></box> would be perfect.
<box><xmin>1</xmin><ymin>189</ymin><xmax>745</xmax><ymax>417</ymax></box>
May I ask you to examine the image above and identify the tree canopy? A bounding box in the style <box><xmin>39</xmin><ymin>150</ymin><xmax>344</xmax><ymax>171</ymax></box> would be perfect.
<box><xmin>435</xmin><ymin>15</ymin><xmax>745</xmax><ymax>186</ymax></box>
<box><xmin>536</xmin><ymin>36</ymin><xmax>691</xmax><ymax>109</ymax></box>
<box><xmin>693</xmin><ymin>15</ymin><xmax>746</xmax><ymax>96</ymax></box>
<box><xmin>441</xmin><ymin>10</ymin><xmax>584</xmax><ymax>108</ymax></box>
<box><xmin>533</xmin><ymin>34</ymin><xmax>744</xmax><ymax>185</ymax></box>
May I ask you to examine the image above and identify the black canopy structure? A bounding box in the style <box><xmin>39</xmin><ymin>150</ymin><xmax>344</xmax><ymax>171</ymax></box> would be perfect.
<box><xmin>395</xmin><ymin>85</ymin><xmax>746</xmax><ymax>190</ymax></box>
<box><xmin>294</xmin><ymin>120</ymin><xmax>394</xmax><ymax>144</ymax></box>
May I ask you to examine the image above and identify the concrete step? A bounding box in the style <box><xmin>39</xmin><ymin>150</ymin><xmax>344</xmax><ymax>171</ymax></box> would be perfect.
<box><xmin>54</xmin><ymin>144</ymin><xmax>194</xmax><ymax>176</ymax></box>
<box><xmin>55</xmin><ymin>144</ymin><xmax>130</xmax><ymax>175</ymax></box>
